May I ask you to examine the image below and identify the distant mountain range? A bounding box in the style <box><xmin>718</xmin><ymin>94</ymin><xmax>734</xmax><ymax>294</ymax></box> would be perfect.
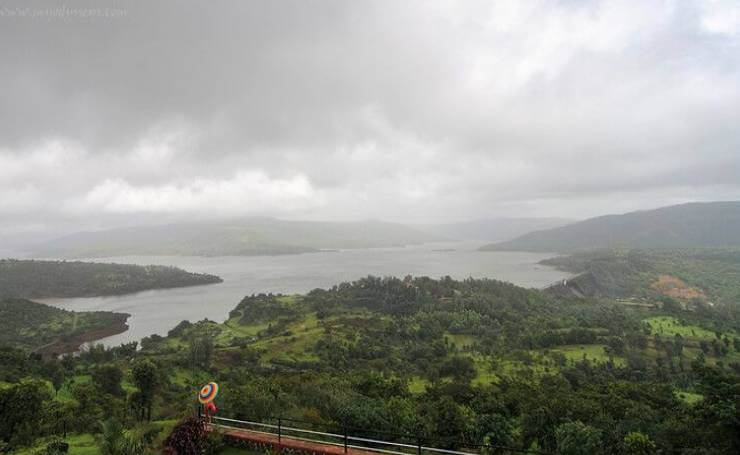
<box><xmin>416</xmin><ymin>217</ymin><xmax>574</xmax><ymax>242</ymax></box>
<box><xmin>29</xmin><ymin>218</ymin><xmax>441</xmax><ymax>258</ymax></box>
<box><xmin>481</xmin><ymin>201</ymin><xmax>740</xmax><ymax>252</ymax></box>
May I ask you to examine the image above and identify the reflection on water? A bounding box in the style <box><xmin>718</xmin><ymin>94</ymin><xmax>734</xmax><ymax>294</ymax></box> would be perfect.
<box><xmin>39</xmin><ymin>242</ymin><xmax>568</xmax><ymax>347</ymax></box>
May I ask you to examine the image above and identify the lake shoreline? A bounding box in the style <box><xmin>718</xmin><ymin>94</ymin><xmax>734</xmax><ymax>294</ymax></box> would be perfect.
<box><xmin>41</xmin><ymin>243</ymin><xmax>570</xmax><ymax>347</ymax></box>
<box><xmin>35</xmin><ymin>313</ymin><xmax>130</xmax><ymax>357</ymax></box>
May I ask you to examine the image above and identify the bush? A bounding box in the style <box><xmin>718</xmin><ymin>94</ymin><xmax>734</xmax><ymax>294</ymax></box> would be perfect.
<box><xmin>100</xmin><ymin>418</ymin><xmax>147</xmax><ymax>455</ymax></box>
<box><xmin>623</xmin><ymin>432</ymin><xmax>657</xmax><ymax>455</ymax></box>
<box><xmin>44</xmin><ymin>439</ymin><xmax>69</xmax><ymax>454</ymax></box>
<box><xmin>163</xmin><ymin>417</ymin><xmax>208</xmax><ymax>455</ymax></box>
<box><xmin>555</xmin><ymin>421</ymin><xmax>602</xmax><ymax>455</ymax></box>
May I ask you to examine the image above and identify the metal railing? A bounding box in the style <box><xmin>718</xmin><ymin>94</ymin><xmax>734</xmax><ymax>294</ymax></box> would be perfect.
<box><xmin>208</xmin><ymin>414</ymin><xmax>547</xmax><ymax>455</ymax></box>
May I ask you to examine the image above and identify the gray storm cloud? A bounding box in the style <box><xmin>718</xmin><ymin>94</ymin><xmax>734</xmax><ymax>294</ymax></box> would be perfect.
<box><xmin>1</xmin><ymin>0</ymin><xmax>739</xmax><ymax>237</ymax></box>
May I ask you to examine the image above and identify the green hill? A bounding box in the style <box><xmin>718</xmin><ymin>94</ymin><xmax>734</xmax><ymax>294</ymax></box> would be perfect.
<box><xmin>30</xmin><ymin>217</ymin><xmax>439</xmax><ymax>258</ymax></box>
<box><xmin>481</xmin><ymin>201</ymin><xmax>740</xmax><ymax>252</ymax></box>
<box><xmin>0</xmin><ymin>259</ymin><xmax>222</xmax><ymax>299</ymax></box>
<box><xmin>416</xmin><ymin>217</ymin><xmax>574</xmax><ymax>241</ymax></box>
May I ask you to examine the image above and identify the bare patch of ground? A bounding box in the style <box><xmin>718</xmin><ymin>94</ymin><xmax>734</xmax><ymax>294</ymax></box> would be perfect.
<box><xmin>651</xmin><ymin>274</ymin><xmax>705</xmax><ymax>300</ymax></box>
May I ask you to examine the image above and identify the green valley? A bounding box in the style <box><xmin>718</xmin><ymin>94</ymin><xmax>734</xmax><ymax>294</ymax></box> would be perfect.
<box><xmin>3</xmin><ymin>262</ymin><xmax>739</xmax><ymax>454</ymax></box>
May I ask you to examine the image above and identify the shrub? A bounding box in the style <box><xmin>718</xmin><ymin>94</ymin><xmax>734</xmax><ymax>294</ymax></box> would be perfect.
<box><xmin>163</xmin><ymin>417</ymin><xmax>208</xmax><ymax>455</ymax></box>
<box><xmin>555</xmin><ymin>421</ymin><xmax>602</xmax><ymax>455</ymax></box>
<box><xmin>623</xmin><ymin>432</ymin><xmax>657</xmax><ymax>455</ymax></box>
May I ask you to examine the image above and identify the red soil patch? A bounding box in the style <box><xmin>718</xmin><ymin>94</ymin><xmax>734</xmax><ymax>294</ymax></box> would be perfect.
<box><xmin>651</xmin><ymin>274</ymin><xmax>705</xmax><ymax>300</ymax></box>
<box><xmin>35</xmin><ymin>316</ymin><xmax>129</xmax><ymax>358</ymax></box>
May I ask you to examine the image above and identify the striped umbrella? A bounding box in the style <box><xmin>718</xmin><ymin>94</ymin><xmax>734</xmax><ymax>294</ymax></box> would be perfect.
<box><xmin>198</xmin><ymin>382</ymin><xmax>219</xmax><ymax>404</ymax></box>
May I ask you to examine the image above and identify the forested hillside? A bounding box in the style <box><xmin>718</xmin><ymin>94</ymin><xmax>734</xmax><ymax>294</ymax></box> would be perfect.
<box><xmin>0</xmin><ymin>259</ymin><xmax>222</xmax><ymax>299</ymax></box>
<box><xmin>29</xmin><ymin>218</ymin><xmax>439</xmax><ymax>258</ymax></box>
<box><xmin>5</xmin><ymin>271</ymin><xmax>738</xmax><ymax>454</ymax></box>
<box><xmin>481</xmin><ymin>201</ymin><xmax>740</xmax><ymax>252</ymax></box>
<box><xmin>542</xmin><ymin>249</ymin><xmax>740</xmax><ymax>313</ymax></box>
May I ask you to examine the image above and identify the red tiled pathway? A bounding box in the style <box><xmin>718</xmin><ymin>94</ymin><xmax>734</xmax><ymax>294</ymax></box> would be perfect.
<box><xmin>213</xmin><ymin>425</ymin><xmax>385</xmax><ymax>455</ymax></box>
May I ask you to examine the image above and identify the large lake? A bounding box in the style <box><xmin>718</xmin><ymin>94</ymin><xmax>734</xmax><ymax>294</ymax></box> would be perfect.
<box><xmin>40</xmin><ymin>242</ymin><xmax>568</xmax><ymax>347</ymax></box>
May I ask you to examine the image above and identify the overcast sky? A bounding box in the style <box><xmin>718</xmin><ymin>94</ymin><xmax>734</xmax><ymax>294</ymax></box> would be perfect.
<box><xmin>1</xmin><ymin>0</ymin><xmax>739</xmax><ymax>239</ymax></box>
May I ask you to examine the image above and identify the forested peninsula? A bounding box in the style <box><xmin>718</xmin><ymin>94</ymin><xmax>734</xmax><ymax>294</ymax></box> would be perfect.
<box><xmin>0</xmin><ymin>259</ymin><xmax>222</xmax><ymax>299</ymax></box>
<box><xmin>0</xmin><ymin>298</ymin><xmax>129</xmax><ymax>355</ymax></box>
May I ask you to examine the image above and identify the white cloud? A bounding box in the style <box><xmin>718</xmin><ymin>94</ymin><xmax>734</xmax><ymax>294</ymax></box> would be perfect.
<box><xmin>699</xmin><ymin>0</ymin><xmax>740</xmax><ymax>35</ymax></box>
<box><xmin>72</xmin><ymin>171</ymin><xmax>323</xmax><ymax>215</ymax></box>
<box><xmin>0</xmin><ymin>0</ymin><xmax>738</xmax><ymax>230</ymax></box>
<box><xmin>0</xmin><ymin>185</ymin><xmax>43</xmax><ymax>214</ymax></box>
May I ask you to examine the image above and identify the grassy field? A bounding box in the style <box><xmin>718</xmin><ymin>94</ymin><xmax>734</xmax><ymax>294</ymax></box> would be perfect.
<box><xmin>251</xmin><ymin>312</ymin><xmax>323</xmax><ymax>363</ymax></box>
<box><xmin>644</xmin><ymin>316</ymin><xmax>719</xmax><ymax>339</ymax></box>
<box><xmin>676</xmin><ymin>390</ymin><xmax>704</xmax><ymax>405</ymax></box>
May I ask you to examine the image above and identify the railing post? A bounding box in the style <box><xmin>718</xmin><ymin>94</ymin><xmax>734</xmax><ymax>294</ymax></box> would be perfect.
<box><xmin>417</xmin><ymin>437</ymin><xmax>422</xmax><ymax>455</ymax></box>
<box><xmin>344</xmin><ymin>425</ymin><xmax>348</xmax><ymax>453</ymax></box>
<box><xmin>278</xmin><ymin>417</ymin><xmax>282</xmax><ymax>444</ymax></box>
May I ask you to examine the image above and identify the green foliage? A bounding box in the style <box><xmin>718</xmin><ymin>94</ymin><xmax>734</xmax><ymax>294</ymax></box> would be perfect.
<box><xmin>231</xmin><ymin>294</ymin><xmax>301</xmax><ymax>325</ymax></box>
<box><xmin>0</xmin><ymin>380</ymin><xmax>51</xmax><ymax>447</ymax></box>
<box><xmin>555</xmin><ymin>421</ymin><xmax>603</xmax><ymax>455</ymax></box>
<box><xmin>439</xmin><ymin>357</ymin><xmax>476</xmax><ymax>380</ymax></box>
<box><xmin>132</xmin><ymin>360</ymin><xmax>158</xmax><ymax>421</ymax></box>
<box><xmin>188</xmin><ymin>336</ymin><xmax>214</xmax><ymax>369</ymax></box>
<box><xmin>91</xmin><ymin>364</ymin><xmax>124</xmax><ymax>396</ymax></box>
<box><xmin>101</xmin><ymin>418</ymin><xmax>148</xmax><ymax>455</ymax></box>
<box><xmin>623</xmin><ymin>432</ymin><xmax>657</xmax><ymax>455</ymax></box>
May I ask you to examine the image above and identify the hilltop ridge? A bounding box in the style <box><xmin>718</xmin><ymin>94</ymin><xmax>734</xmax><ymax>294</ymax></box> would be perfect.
<box><xmin>481</xmin><ymin>201</ymin><xmax>740</xmax><ymax>252</ymax></box>
<box><xmin>29</xmin><ymin>217</ymin><xmax>440</xmax><ymax>258</ymax></box>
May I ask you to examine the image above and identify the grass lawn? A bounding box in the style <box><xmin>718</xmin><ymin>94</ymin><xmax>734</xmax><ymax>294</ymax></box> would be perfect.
<box><xmin>66</xmin><ymin>434</ymin><xmax>100</xmax><ymax>455</ymax></box>
<box><xmin>15</xmin><ymin>433</ymin><xmax>99</xmax><ymax>455</ymax></box>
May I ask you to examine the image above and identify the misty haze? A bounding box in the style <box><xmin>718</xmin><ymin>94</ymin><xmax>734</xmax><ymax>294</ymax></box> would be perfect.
<box><xmin>1</xmin><ymin>1</ymin><xmax>740</xmax><ymax>454</ymax></box>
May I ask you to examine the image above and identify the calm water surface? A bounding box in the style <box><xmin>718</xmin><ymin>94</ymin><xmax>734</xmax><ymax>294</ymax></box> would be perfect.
<box><xmin>39</xmin><ymin>242</ymin><xmax>568</xmax><ymax>346</ymax></box>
